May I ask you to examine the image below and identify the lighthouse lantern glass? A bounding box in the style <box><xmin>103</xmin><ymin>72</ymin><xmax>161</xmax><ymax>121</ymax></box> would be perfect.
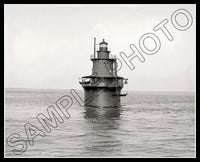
<box><xmin>100</xmin><ymin>44</ymin><xmax>107</xmax><ymax>48</ymax></box>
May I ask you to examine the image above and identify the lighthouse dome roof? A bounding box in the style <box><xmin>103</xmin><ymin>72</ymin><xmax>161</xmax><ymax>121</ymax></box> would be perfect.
<box><xmin>99</xmin><ymin>39</ymin><xmax>108</xmax><ymax>45</ymax></box>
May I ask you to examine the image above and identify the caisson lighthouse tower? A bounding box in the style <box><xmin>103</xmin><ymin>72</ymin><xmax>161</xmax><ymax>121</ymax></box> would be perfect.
<box><xmin>79</xmin><ymin>38</ymin><xmax>128</xmax><ymax>107</ymax></box>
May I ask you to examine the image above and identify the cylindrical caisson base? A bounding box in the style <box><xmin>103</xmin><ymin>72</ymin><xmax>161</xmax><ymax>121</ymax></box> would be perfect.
<box><xmin>83</xmin><ymin>87</ymin><xmax>122</xmax><ymax>108</ymax></box>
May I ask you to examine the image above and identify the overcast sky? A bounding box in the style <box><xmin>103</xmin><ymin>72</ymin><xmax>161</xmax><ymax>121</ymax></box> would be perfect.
<box><xmin>5</xmin><ymin>4</ymin><xmax>196</xmax><ymax>92</ymax></box>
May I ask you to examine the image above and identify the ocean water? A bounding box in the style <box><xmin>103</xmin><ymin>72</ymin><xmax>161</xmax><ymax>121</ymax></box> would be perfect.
<box><xmin>4</xmin><ymin>89</ymin><xmax>195</xmax><ymax>157</ymax></box>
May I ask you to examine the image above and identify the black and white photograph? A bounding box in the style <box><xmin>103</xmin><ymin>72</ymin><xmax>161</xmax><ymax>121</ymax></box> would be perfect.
<box><xmin>4</xmin><ymin>4</ymin><xmax>196</xmax><ymax>158</ymax></box>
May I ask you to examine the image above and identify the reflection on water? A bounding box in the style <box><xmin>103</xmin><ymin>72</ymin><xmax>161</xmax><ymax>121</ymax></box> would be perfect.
<box><xmin>82</xmin><ymin>107</ymin><xmax>123</xmax><ymax>156</ymax></box>
<box><xmin>84</xmin><ymin>106</ymin><xmax>121</xmax><ymax>119</ymax></box>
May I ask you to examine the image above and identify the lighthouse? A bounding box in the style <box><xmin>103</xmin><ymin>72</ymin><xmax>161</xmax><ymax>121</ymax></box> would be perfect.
<box><xmin>79</xmin><ymin>38</ymin><xmax>128</xmax><ymax>108</ymax></box>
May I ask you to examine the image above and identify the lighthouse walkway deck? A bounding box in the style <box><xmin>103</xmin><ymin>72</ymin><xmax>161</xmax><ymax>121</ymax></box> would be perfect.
<box><xmin>79</xmin><ymin>76</ymin><xmax>125</xmax><ymax>88</ymax></box>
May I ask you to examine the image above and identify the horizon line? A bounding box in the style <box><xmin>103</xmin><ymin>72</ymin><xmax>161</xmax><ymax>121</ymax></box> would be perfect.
<box><xmin>4</xmin><ymin>87</ymin><xmax>195</xmax><ymax>93</ymax></box>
